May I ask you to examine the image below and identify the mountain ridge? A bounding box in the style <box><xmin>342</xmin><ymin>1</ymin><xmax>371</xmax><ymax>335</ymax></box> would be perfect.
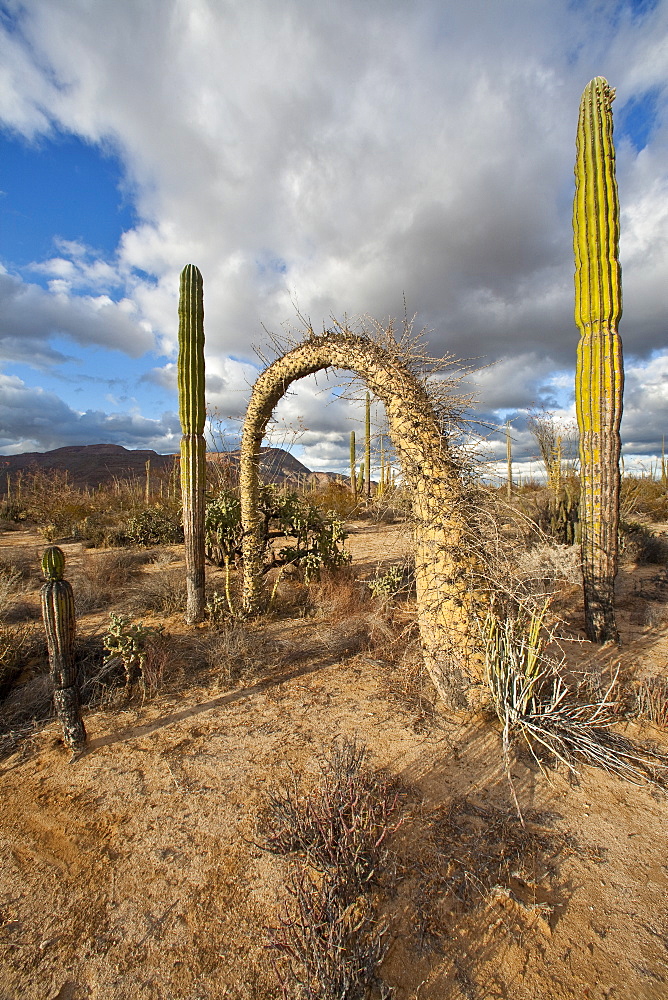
<box><xmin>0</xmin><ymin>443</ymin><xmax>342</xmax><ymax>491</ymax></box>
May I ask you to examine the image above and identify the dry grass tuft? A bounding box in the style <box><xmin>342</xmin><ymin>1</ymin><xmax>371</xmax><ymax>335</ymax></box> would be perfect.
<box><xmin>634</xmin><ymin>676</ymin><xmax>668</xmax><ymax>728</ymax></box>
<box><xmin>71</xmin><ymin>549</ymin><xmax>151</xmax><ymax>613</ymax></box>
<box><xmin>127</xmin><ymin>565</ymin><xmax>187</xmax><ymax>615</ymax></box>
<box><xmin>0</xmin><ymin>622</ymin><xmax>45</xmax><ymax>699</ymax></box>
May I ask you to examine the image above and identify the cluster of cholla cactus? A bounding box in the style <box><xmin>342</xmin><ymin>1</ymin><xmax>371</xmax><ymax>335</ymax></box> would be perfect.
<box><xmin>573</xmin><ymin>77</ymin><xmax>624</xmax><ymax>643</ymax></box>
<box><xmin>40</xmin><ymin>545</ymin><xmax>86</xmax><ymax>750</ymax></box>
<box><xmin>178</xmin><ymin>264</ymin><xmax>207</xmax><ymax>623</ymax></box>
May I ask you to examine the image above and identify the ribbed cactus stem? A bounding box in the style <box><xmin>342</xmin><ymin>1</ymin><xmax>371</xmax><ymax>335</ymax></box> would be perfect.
<box><xmin>573</xmin><ymin>77</ymin><xmax>624</xmax><ymax>643</ymax></box>
<box><xmin>40</xmin><ymin>546</ymin><xmax>86</xmax><ymax>750</ymax></box>
<box><xmin>365</xmin><ymin>392</ymin><xmax>371</xmax><ymax>500</ymax></box>
<box><xmin>178</xmin><ymin>264</ymin><xmax>206</xmax><ymax>624</ymax></box>
<box><xmin>349</xmin><ymin>431</ymin><xmax>357</xmax><ymax>498</ymax></box>
<box><xmin>506</xmin><ymin>421</ymin><xmax>512</xmax><ymax>501</ymax></box>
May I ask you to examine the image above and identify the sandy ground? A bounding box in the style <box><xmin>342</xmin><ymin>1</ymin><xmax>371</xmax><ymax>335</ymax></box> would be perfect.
<box><xmin>1</xmin><ymin>521</ymin><xmax>668</xmax><ymax>1000</ymax></box>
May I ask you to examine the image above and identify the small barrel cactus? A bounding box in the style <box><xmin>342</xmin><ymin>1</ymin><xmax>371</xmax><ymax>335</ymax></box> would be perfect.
<box><xmin>40</xmin><ymin>546</ymin><xmax>86</xmax><ymax>750</ymax></box>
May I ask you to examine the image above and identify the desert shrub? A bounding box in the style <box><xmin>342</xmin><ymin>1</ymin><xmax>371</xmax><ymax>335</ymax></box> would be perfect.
<box><xmin>263</xmin><ymin>739</ymin><xmax>402</xmax><ymax>999</ymax></box>
<box><xmin>514</xmin><ymin>542</ymin><xmax>582</xmax><ymax>588</ymax></box>
<box><xmin>0</xmin><ymin>501</ymin><xmax>29</xmax><ymax>523</ymax></box>
<box><xmin>72</xmin><ymin>511</ymin><xmax>131</xmax><ymax>548</ymax></box>
<box><xmin>11</xmin><ymin>470</ymin><xmax>97</xmax><ymax>537</ymax></box>
<box><xmin>205</xmin><ymin>486</ymin><xmax>351</xmax><ymax>582</ymax></box>
<box><xmin>70</xmin><ymin>549</ymin><xmax>150</xmax><ymax>613</ymax></box>
<box><xmin>125</xmin><ymin>504</ymin><xmax>183</xmax><ymax>546</ymax></box>
<box><xmin>307</xmin><ymin>481</ymin><xmax>360</xmax><ymax>519</ymax></box>
<box><xmin>0</xmin><ymin>565</ymin><xmax>25</xmax><ymax>620</ymax></box>
<box><xmin>619</xmin><ymin>522</ymin><xmax>668</xmax><ymax>564</ymax></box>
<box><xmin>128</xmin><ymin>566</ymin><xmax>187</xmax><ymax>614</ymax></box>
<box><xmin>621</xmin><ymin>476</ymin><xmax>668</xmax><ymax>521</ymax></box>
<box><xmin>206</xmin><ymin>621</ymin><xmax>285</xmax><ymax>685</ymax></box>
<box><xmin>0</xmin><ymin>546</ymin><xmax>42</xmax><ymax>584</ymax></box>
<box><xmin>304</xmin><ymin>566</ymin><xmax>369</xmax><ymax>620</ymax></box>
<box><xmin>0</xmin><ymin>622</ymin><xmax>43</xmax><ymax>700</ymax></box>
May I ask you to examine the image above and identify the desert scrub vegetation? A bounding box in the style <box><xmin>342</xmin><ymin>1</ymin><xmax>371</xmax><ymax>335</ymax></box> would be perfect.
<box><xmin>206</xmin><ymin>484</ymin><xmax>351</xmax><ymax>581</ymax></box>
<box><xmin>482</xmin><ymin>603</ymin><xmax>668</xmax><ymax>787</ymax></box>
<box><xmin>261</xmin><ymin>739</ymin><xmax>404</xmax><ymax>999</ymax></box>
<box><xmin>102</xmin><ymin>612</ymin><xmax>167</xmax><ymax>695</ymax></box>
<box><xmin>69</xmin><ymin>548</ymin><xmax>153</xmax><ymax>613</ymax></box>
<box><xmin>619</xmin><ymin>521</ymin><xmax>668</xmax><ymax>565</ymax></box>
<box><xmin>406</xmin><ymin>795</ymin><xmax>568</xmax><ymax>954</ymax></box>
<box><xmin>621</xmin><ymin>474</ymin><xmax>668</xmax><ymax>522</ymax></box>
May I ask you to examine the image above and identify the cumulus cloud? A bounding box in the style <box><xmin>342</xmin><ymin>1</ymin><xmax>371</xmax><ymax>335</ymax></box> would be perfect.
<box><xmin>0</xmin><ymin>373</ymin><xmax>180</xmax><ymax>455</ymax></box>
<box><xmin>0</xmin><ymin>266</ymin><xmax>154</xmax><ymax>363</ymax></box>
<box><xmin>0</xmin><ymin>0</ymin><xmax>667</xmax><ymax>462</ymax></box>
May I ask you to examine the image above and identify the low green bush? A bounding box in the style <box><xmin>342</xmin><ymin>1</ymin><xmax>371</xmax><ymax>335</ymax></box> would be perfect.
<box><xmin>205</xmin><ymin>486</ymin><xmax>350</xmax><ymax>582</ymax></box>
<box><xmin>125</xmin><ymin>504</ymin><xmax>183</xmax><ymax>547</ymax></box>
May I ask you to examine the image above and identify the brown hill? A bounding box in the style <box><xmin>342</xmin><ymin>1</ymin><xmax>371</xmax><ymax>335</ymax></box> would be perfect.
<box><xmin>207</xmin><ymin>446</ymin><xmax>344</xmax><ymax>487</ymax></box>
<box><xmin>0</xmin><ymin>444</ymin><xmax>344</xmax><ymax>492</ymax></box>
<box><xmin>0</xmin><ymin>444</ymin><xmax>177</xmax><ymax>491</ymax></box>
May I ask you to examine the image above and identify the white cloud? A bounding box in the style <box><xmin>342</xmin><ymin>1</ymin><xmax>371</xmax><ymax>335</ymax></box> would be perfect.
<box><xmin>0</xmin><ymin>372</ymin><xmax>179</xmax><ymax>454</ymax></box>
<box><xmin>0</xmin><ymin>266</ymin><xmax>154</xmax><ymax>361</ymax></box>
<box><xmin>0</xmin><ymin>1</ymin><xmax>667</xmax><ymax>461</ymax></box>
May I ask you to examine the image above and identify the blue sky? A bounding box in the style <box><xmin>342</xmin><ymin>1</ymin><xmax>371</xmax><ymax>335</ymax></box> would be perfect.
<box><xmin>1</xmin><ymin>0</ymin><xmax>667</xmax><ymax>476</ymax></box>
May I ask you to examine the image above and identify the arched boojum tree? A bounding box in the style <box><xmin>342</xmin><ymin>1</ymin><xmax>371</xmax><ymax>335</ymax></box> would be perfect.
<box><xmin>240</xmin><ymin>328</ymin><xmax>484</xmax><ymax>711</ymax></box>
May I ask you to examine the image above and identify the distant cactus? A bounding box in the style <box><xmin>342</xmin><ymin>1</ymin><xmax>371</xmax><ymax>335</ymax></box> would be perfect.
<box><xmin>505</xmin><ymin>421</ymin><xmax>512</xmax><ymax>501</ymax></box>
<box><xmin>573</xmin><ymin>77</ymin><xmax>624</xmax><ymax>642</ymax></box>
<box><xmin>239</xmin><ymin>329</ymin><xmax>483</xmax><ymax>711</ymax></box>
<box><xmin>349</xmin><ymin>431</ymin><xmax>357</xmax><ymax>499</ymax></box>
<box><xmin>365</xmin><ymin>391</ymin><xmax>371</xmax><ymax>499</ymax></box>
<box><xmin>178</xmin><ymin>264</ymin><xmax>206</xmax><ymax>623</ymax></box>
<box><xmin>40</xmin><ymin>546</ymin><xmax>86</xmax><ymax>750</ymax></box>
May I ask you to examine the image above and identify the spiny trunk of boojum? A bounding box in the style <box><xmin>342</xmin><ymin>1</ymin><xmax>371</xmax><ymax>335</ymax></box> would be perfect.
<box><xmin>239</xmin><ymin>332</ymin><xmax>483</xmax><ymax>711</ymax></box>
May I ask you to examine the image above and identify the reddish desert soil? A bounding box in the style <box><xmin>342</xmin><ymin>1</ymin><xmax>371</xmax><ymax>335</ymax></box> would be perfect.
<box><xmin>1</xmin><ymin>521</ymin><xmax>668</xmax><ymax>1000</ymax></box>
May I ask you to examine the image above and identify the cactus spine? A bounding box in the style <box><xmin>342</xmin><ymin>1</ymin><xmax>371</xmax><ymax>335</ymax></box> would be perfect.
<box><xmin>573</xmin><ymin>77</ymin><xmax>624</xmax><ymax>643</ymax></box>
<box><xmin>178</xmin><ymin>264</ymin><xmax>206</xmax><ymax>623</ymax></box>
<box><xmin>40</xmin><ymin>546</ymin><xmax>86</xmax><ymax>750</ymax></box>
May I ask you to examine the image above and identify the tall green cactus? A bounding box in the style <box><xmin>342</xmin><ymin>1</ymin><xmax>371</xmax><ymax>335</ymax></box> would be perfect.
<box><xmin>365</xmin><ymin>391</ymin><xmax>371</xmax><ymax>500</ymax></box>
<box><xmin>349</xmin><ymin>430</ymin><xmax>357</xmax><ymax>498</ymax></box>
<box><xmin>178</xmin><ymin>264</ymin><xmax>206</xmax><ymax>623</ymax></box>
<box><xmin>40</xmin><ymin>546</ymin><xmax>86</xmax><ymax>750</ymax></box>
<box><xmin>506</xmin><ymin>421</ymin><xmax>512</xmax><ymax>501</ymax></box>
<box><xmin>573</xmin><ymin>77</ymin><xmax>624</xmax><ymax>642</ymax></box>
